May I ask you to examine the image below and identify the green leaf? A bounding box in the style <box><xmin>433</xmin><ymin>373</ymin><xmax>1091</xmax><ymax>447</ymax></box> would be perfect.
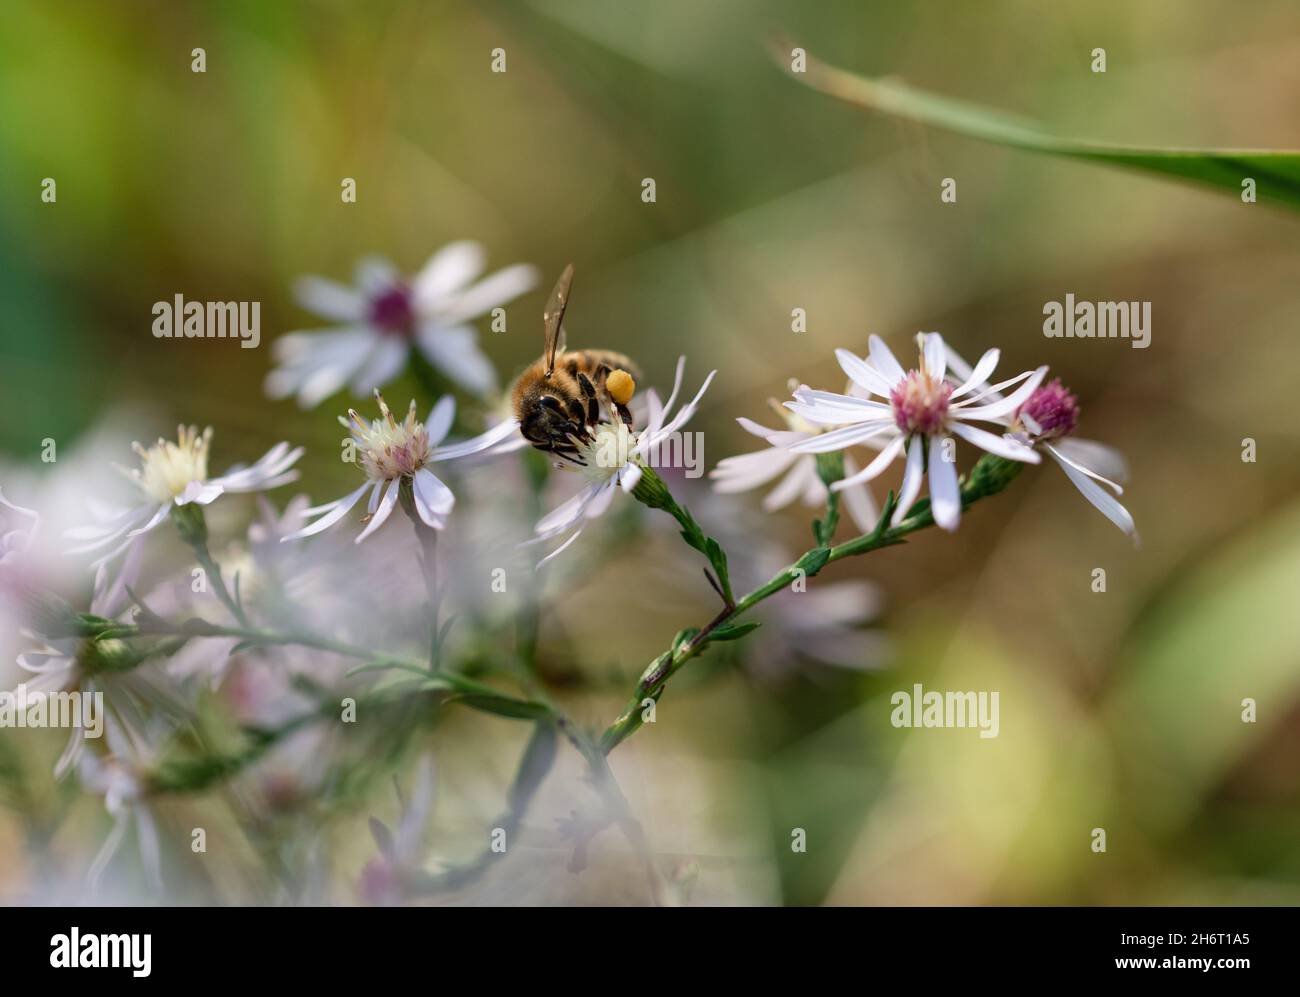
<box><xmin>346</xmin><ymin>660</ymin><xmax>437</xmax><ymax>681</ymax></box>
<box><xmin>796</xmin><ymin>546</ymin><xmax>832</xmax><ymax>576</ymax></box>
<box><xmin>778</xmin><ymin>45</ymin><xmax>1300</xmax><ymax>212</ymax></box>
<box><xmin>506</xmin><ymin>722</ymin><xmax>558</xmax><ymax>812</ymax></box>
<box><xmin>672</xmin><ymin>627</ymin><xmax>700</xmax><ymax>650</ymax></box>
<box><xmin>451</xmin><ymin>694</ymin><xmax>554</xmax><ymax>722</ymax></box>
<box><xmin>708</xmin><ymin>620</ymin><xmax>761</xmax><ymax>642</ymax></box>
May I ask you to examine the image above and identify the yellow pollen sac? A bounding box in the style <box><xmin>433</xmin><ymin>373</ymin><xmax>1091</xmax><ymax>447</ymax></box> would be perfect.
<box><xmin>606</xmin><ymin>369</ymin><xmax>635</xmax><ymax>406</ymax></box>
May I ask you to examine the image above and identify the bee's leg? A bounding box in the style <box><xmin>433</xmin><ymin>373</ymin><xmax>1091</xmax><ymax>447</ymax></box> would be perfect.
<box><xmin>615</xmin><ymin>402</ymin><xmax>634</xmax><ymax>430</ymax></box>
<box><xmin>575</xmin><ymin>372</ymin><xmax>600</xmax><ymax>424</ymax></box>
<box><xmin>543</xmin><ymin>438</ymin><xmax>583</xmax><ymax>465</ymax></box>
<box><xmin>565</xmin><ymin>397</ymin><xmax>586</xmax><ymax>426</ymax></box>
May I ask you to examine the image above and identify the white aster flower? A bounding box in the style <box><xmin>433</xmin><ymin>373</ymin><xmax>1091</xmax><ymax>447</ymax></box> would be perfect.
<box><xmin>64</xmin><ymin>426</ymin><xmax>303</xmax><ymax>570</ymax></box>
<box><xmin>786</xmin><ymin>333</ymin><xmax>1044</xmax><ymax>532</ymax></box>
<box><xmin>15</xmin><ymin>543</ymin><xmax>190</xmax><ymax>779</ymax></box>
<box><xmin>265</xmin><ymin>242</ymin><xmax>538</xmax><ymax>407</ymax></box>
<box><xmin>0</xmin><ymin>488</ymin><xmax>39</xmax><ymax>565</ymax></box>
<box><xmin>283</xmin><ymin>391</ymin><xmax>520</xmax><ymax>544</ymax></box>
<box><xmin>710</xmin><ymin>396</ymin><xmax>879</xmax><ymax>534</ymax></box>
<box><xmin>532</xmin><ymin>357</ymin><xmax>715</xmax><ymax>566</ymax></box>
<box><xmin>945</xmin><ymin>349</ymin><xmax>1138</xmax><ymax>543</ymax></box>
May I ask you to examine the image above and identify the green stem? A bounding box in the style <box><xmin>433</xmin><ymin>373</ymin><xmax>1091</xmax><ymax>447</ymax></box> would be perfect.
<box><xmin>631</xmin><ymin>465</ymin><xmax>734</xmax><ymax>605</ymax></box>
<box><xmin>598</xmin><ymin>454</ymin><xmax>1026</xmax><ymax>753</ymax></box>
<box><xmin>397</xmin><ymin>479</ymin><xmax>443</xmax><ymax>670</ymax></box>
<box><xmin>170</xmin><ymin>504</ymin><xmax>250</xmax><ymax>628</ymax></box>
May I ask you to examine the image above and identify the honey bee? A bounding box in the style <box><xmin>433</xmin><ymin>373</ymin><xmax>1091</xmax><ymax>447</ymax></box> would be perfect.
<box><xmin>510</xmin><ymin>264</ymin><xmax>641</xmax><ymax>461</ymax></box>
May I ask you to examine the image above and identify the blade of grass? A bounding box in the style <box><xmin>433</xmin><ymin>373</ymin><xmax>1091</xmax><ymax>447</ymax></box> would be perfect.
<box><xmin>773</xmin><ymin>40</ymin><xmax>1300</xmax><ymax>212</ymax></box>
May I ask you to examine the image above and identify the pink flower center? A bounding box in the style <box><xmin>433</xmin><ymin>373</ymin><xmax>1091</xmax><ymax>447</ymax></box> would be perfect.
<box><xmin>1016</xmin><ymin>379</ymin><xmax>1079</xmax><ymax>438</ymax></box>
<box><xmin>890</xmin><ymin>370</ymin><xmax>952</xmax><ymax>435</ymax></box>
<box><xmin>368</xmin><ymin>284</ymin><xmax>416</xmax><ymax>336</ymax></box>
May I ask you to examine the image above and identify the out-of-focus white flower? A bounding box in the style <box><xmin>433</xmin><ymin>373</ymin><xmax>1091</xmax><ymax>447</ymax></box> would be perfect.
<box><xmin>265</xmin><ymin>243</ymin><xmax>538</xmax><ymax>407</ymax></box>
<box><xmin>710</xmin><ymin>399</ymin><xmax>879</xmax><ymax>534</ymax></box>
<box><xmin>14</xmin><ymin>543</ymin><xmax>190</xmax><ymax>778</ymax></box>
<box><xmin>64</xmin><ymin>426</ymin><xmax>302</xmax><ymax>570</ymax></box>
<box><xmin>786</xmin><ymin>333</ymin><xmax>1043</xmax><ymax>532</ymax></box>
<box><xmin>0</xmin><ymin>489</ymin><xmax>39</xmax><ymax>565</ymax></box>
<box><xmin>79</xmin><ymin>718</ymin><xmax>163</xmax><ymax>891</ymax></box>
<box><xmin>284</xmin><ymin>392</ymin><xmax>519</xmax><ymax>544</ymax></box>
<box><xmin>532</xmin><ymin>358</ymin><xmax>715</xmax><ymax>566</ymax></box>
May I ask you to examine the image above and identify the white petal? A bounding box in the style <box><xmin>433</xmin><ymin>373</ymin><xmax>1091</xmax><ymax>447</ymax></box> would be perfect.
<box><xmin>1043</xmin><ymin>441</ymin><xmax>1121</xmax><ymax>492</ymax></box>
<box><xmin>710</xmin><ymin>447</ymin><xmax>799</xmax><ymax>493</ymax></box>
<box><xmin>425</xmin><ymin>395</ymin><xmax>456</xmax><ymax>446</ymax></box>
<box><xmin>355</xmin><ymin>479</ymin><xmax>400</xmax><ymax>543</ymax></box>
<box><xmin>175</xmin><ymin>481</ymin><xmax>224</xmax><ymax>506</ymax></box>
<box><xmin>949</xmin><ymin>422</ymin><xmax>1040</xmax><ymax>463</ymax></box>
<box><xmin>928</xmin><ymin>438</ymin><xmax>961</xmax><ymax>531</ymax></box>
<box><xmin>763</xmin><ymin>458</ymin><xmax>818</xmax><ymax>511</ymax></box>
<box><xmin>415</xmin><ymin>322</ymin><xmax>497</xmax><ymax>395</ymax></box>
<box><xmin>1052</xmin><ymin>437</ymin><xmax>1129</xmax><ymax>485</ymax></box>
<box><xmin>835</xmin><ymin>348</ymin><xmax>895</xmax><ymax>398</ymax></box>
<box><xmin>780</xmin><ymin>397</ymin><xmax>894</xmax><ymax>426</ymax></box>
<box><xmin>890</xmin><ymin>436</ymin><xmax>927</xmax><ymax>525</ymax></box>
<box><xmin>659</xmin><ymin>356</ymin><xmax>688</xmax><ymax>421</ymax></box>
<box><xmin>949</xmin><ymin>348</ymin><xmax>1000</xmax><ymax>399</ymax></box>
<box><xmin>348</xmin><ymin>338</ymin><xmax>409</xmax><ymax>395</ymax></box>
<box><xmin>280</xmin><ymin>482</ymin><xmax>370</xmax><ymax>541</ymax></box>
<box><xmin>921</xmin><ymin>333</ymin><xmax>947</xmax><ymax>382</ymax></box>
<box><xmin>619</xmin><ymin>463</ymin><xmax>643</xmax><ymax>494</ymax></box>
<box><xmin>830</xmin><ymin>435</ymin><xmax>906</xmax><ymax>490</ymax></box>
<box><xmin>647</xmin><ymin>368</ymin><xmax>715</xmax><ymax>444</ymax></box>
<box><xmin>212</xmin><ymin>443</ymin><xmax>305</xmax><ymax>492</ymax></box>
<box><xmin>838</xmin><ymin>458</ymin><xmax>879</xmax><ymax>533</ymax></box>
<box><xmin>795</xmin><ymin>386</ymin><xmax>893</xmax><ymax>415</ymax></box>
<box><xmin>736</xmin><ymin>416</ymin><xmax>781</xmax><ymax>440</ymax></box>
<box><xmin>412</xmin><ymin>241</ymin><xmax>486</xmax><ymax>306</ymax></box>
<box><xmin>584</xmin><ymin>479</ymin><xmax>619</xmax><ymax>519</ymax></box>
<box><xmin>1053</xmin><ymin>450</ymin><xmax>1139</xmax><ymax>541</ymax></box>
<box><xmin>354</xmin><ymin>256</ymin><xmax>400</xmax><ymax>297</ymax></box>
<box><xmin>438</xmin><ymin>264</ymin><xmax>540</xmax><ymax>323</ymax></box>
<box><xmin>431</xmin><ymin>418</ymin><xmax>522</xmax><ymax>461</ymax></box>
<box><xmin>293</xmin><ymin>276</ymin><xmax>366</xmax><ymax>322</ymax></box>
<box><xmin>953</xmin><ymin>367</ymin><xmax>1047</xmax><ymax>421</ymax></box>
<box><xmin>124</xmin><ymin>502</ymin><xmax>174</xmax><ymax>536</ymax></box>
<box><xmin>788</xmin><ymin>421</ymin><xmax>897</xmax><ymax>454</ymax></box>
<box><xmin>643</xmin><ymin>389</ymin><xmax>666</xmax><ymax>441</ymax></box>
<box><xmin>535</xmin><ymin>485</ymin><xmax>597</xmax><ymax>536</ymax></box>
<box><xmin>413</xmin><ymin>468</ymin><xmax>455</xmax><ymax>527</ymax></box>
<box><xmin>868</xmin><ymin>334</ymin><xmax>906</xmax><ymax>385</ymax></box>
<box><xmin>536</xmin><ymin>529</ymin><xmax>584</xmax><ymax>569</ymax></box>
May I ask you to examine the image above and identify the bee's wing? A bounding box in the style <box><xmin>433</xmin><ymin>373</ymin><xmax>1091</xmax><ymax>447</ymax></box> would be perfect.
<box><xmin>543</xmin><ymin>263</ymin><xmax>574</xmax><ymax>376</ymax></box>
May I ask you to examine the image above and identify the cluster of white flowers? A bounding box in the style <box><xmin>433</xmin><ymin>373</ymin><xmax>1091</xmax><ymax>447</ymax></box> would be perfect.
<box><xmin>713</xmin><ymin>331</ymin><xmax>1136</xmax><ymax>541</ymax></box>
<box><xmin>0</xmin><ymin>243</ymin><xmax>1138</xmax><ymax>895</ymax></box>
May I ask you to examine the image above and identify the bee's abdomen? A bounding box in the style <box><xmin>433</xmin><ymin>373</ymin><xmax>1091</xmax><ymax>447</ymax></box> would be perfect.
<box><xmin>564</xmin><ymin>350</ymin><xmax>640</xmax><ymax>381</ymax></box>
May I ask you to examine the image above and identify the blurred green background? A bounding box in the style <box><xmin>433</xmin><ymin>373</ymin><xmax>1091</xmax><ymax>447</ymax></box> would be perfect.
<box><xmin>2</xmin><ymin>0</ymin><xmax>1299</xmax><ymax>904</ymax></box>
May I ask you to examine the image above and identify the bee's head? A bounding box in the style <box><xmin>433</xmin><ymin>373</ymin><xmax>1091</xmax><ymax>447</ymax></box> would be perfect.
<box><xmin>522</xmin><ymin>394</ymin><xmax>582</xmax><ymax>449</ymax></box>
